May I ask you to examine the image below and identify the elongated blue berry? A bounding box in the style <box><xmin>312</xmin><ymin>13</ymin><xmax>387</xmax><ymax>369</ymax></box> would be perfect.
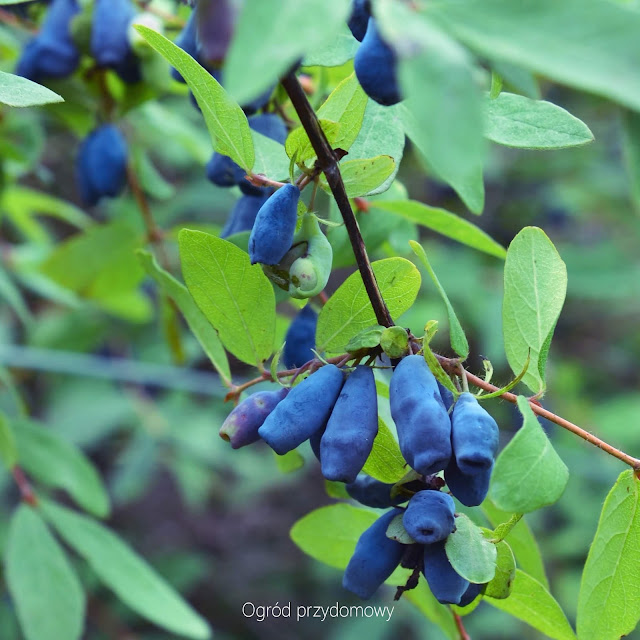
<box><xmin>219</xmin><ymin>388</ymin><xmax>288</xmax><ymax>449</ymax></box>
<box><xmin>346</xmin><ymin>475</ymin><xmax>407</xmax><ymax>509</ymax></box>
<box><xmin>403</xmin><ymin>490</ymin><xmax>456</xmax><ymax>545</ymax></box>
<box><xmin>348</xmin><ymin>0</ymin><xmax>370</xmax><ymax>41</ymax></box>
<box><xmin>451</xmin><ymin>392</ymin><xmax>499</xmax><ymax>475</ymax></box>
<box><xmin>390</xmin><ymin>355</ymin><xmax>452</xmax><ymax>475</ymax></box>
<box><xmin>354</xmin><ymin>18</ymin><xmax>401</xmax><ymax>106</ymax></box>
<box><xmin>438</xmin><ymin>381</ymin><xmax>455</xmax><ymax>412</ymax></box>
<box><xmin>221</xmin><ymin>193</ymin><xmax>271</xmax><ymax>239</ymax></box>
<box><xmin>283</xmin><ymin>306</ymin><xmax>317</xmax><ymax>369</ymax></box>
<box><xmin>91</xmin><ymin>0</ymin><xmax>136</xmax><ymax>69</ymax></box>
<box><xmin>445</xmin><ymin>458</ymin><xmax>493</xmax><ymax>507</ymax></box>
<box><xmin>423</xmin><ymin>540</ymin><xmax>469</xmax><ymax>605</ymax></box>
<box><xmin>249</xmin><ymin>184</ymin><xmax>300</xmax><ymax>265</ymax></box>
<box><xmin>16</xmin><ymin>0</ymin><xmax>80</xmax><ymax>81</ymax></box>
<box><xmin>459</xmin><ymin>582</ymin><xmax>483</xmax><ymax>608</ymax></box>
<box><xmin>258</xmin><ymin>364</ymin><xmax>344</xmax><ymax>454</ymax></box>
<box><xmin>76</xmin><ymin>124</ymin><xmax>128</xmax><ymax>206</ymax></box>
<box><xmin>321</xmin><ymin>365</ymin><xmax>378</xmax><ymax>483</ymax></box>
<box><xmin>343</xmin><ymin>508</ymin><xmax>405</xmax><ymax>599</ymax></box>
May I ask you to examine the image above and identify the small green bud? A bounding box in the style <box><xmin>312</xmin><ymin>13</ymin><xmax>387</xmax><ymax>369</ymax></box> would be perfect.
<box><xmin>381</xmin><ymin>326</ymin><xmax>409</xmax><ymax>358</ymax></box>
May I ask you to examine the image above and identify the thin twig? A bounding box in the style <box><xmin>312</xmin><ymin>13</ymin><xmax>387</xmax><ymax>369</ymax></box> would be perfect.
<box><xmin>12</xmin><ymin>467</ymin><xmax>37</xmax><ymax>506</ymax></box>
<box><xmin>437</xmin><ymin>355</ymin><xmax>640</xmax><ymax>470</ymax></box>
<box><xmin>453</xmin><ymin>612</ymin><xmax>471</xmax><ymax>640</ymax></box>
<box><xmin>280</xmin><ymin>71</ymin><xmax>394</xmax><ymax>328</ymax></box>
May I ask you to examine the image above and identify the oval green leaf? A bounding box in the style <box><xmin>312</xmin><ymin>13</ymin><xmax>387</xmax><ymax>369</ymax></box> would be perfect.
<box><xmin>41</xmin><ymin>501</ymin><xmax>211</xmax><ymax>640</ymax></box>
<box><xmin>317</xmin><ymin>257</ymin><xmax>421</xmax><ymax>354</ymax></box>
<box><xmin>135</xmin><ymin>25</ymin><xmax>254</xmax><ymax>171</ymax></box>
<box><xmin>6</xmin><ymin>506</ymin><xmax>85</xmax><ymax>640</ymax></box>
<box><xmin>444</xmin><ymin>513</ymin><xmax>497</xmax><ymax>584</ymax></box>
<box><xmin>362</xmin><ymin>417</ymin><xmax>407</xmax><ymax>484</ymax></box>
<box><xmin>577</xmin><ymin>470</ymin><xmax>640</xmax><ymax>640</ymax></box>
<box><xmin>490</xmin><ymin>396</ymin><xmax>569</xmax><ymax>513</ymax></box>
<box><xmin>485</xmin><ymin>92</ymin><xmax>594</xmax><ymax>149</ymax></box>
<box><xmin>502</xmin><ymin>226</ymin><xmax>567</xmax><ymax>394</ymax></box>
<box><xmin>374</xmin><ymin>200</ymin><xmax>506</xmax><ymax>259</ymax></box>
<box><xmin>179</xmin><ymin>229</ymin><xmax>275</xmax><ymax>367</ymax></box>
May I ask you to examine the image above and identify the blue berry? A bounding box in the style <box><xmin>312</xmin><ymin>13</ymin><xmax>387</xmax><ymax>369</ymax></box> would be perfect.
<box><xmin>423</xmin><ymin>540</ymin><xmax>469</xmax><ymax>605</ymax></box>
<box><xmin>402</xmin><ymin>490</ymin><xmax>456</xmax><ymax>544</ymax></box>
<box><xmin>258</xmin><ymin>364</ymin><xmax>344</xmax><ymax>454</ymax></box>
<box><xmin>283</xmin><ymin>306</ymin><xmax>317</xmax><ymax>369</ymax></box>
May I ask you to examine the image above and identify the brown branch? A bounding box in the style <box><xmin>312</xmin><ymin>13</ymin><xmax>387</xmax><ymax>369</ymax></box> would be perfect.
<box><xmin>12</xmin><ymin>467</ymin><xmax>37</xmax><ymax>506</ymax></box>
<box><xmin>226</xmin><ymin>353</ymin><xmax>353</xmax><ymax>402</ymax></box>
<box><xmin>437</xmin><ymin>355</ymin><xmax>640</xmax><ymax>470</ymax></box>
<box><xmin>280</xmin><ymin>71</ymin><xmax>394</xmax><ymax>328</ymax></box>
<box><xmin>453</xmin><ymin>612</ymin><xmax>471</xmax><ymax>640</ymax></box>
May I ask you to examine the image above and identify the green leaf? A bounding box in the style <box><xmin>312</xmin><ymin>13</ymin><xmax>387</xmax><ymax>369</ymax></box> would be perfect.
<box><xmin>274</xmin><ymin>449</ymin><xmax>305</xmax><ymax>474</ymax></box>
<box><xmin>404</xmin><ymin>581</ymin><xmax>458</xmax><ymax>640</ymax></box>
<box><xmin>428</xmin><ymin>0</ymin><xmax>640</xmax><ymax>112</ymax></box>
<box><xmin>577</xmin><ymin>470</ymin><xmax>640</xmax><ymax>640</ymax></box>
<box><xmin>0</xmin><ymin>263</ymin><xmax>33</xmax><ymax>327</ymax></box>
<box><xmin>131</xmin><ymin>147</ymin><xmax>175</xmax><ymax>201</ymax></box>
<box><xmin>345</xmin><ymin>325</ymin><xmax>385</xmax><ymax>353</ymax></box>
<box><xmin>502</xmin><ymin>226</ymin><xmax>567</xmax><ymax>394</ymax></box>
<box><xmin>0</xmin><ymin>411</ymin><xmax>17</xmax><ymax>469</ymax></box>
<box><xmin>622</xmin><ymin>109</ymin><xmax>640</xmax><ymax>214</ymax></box>
<box><xmin>410</xmin><ymin>241</ymin><xmax>469</xmax><ymax>358</ymax></box>
<box><xmin>303</xmin><ymin>25</ymin><xmax>359</xmax><ymax>67</ymax></box>
<box><xmin>13</xmin><ymin>419</ymin><xmax>110</xmax><ymax>518</ymax></box>
<box><xmin>383</xmin><ymin>4</ymin><xmax>484</xmax><ymax>214</ymax></box>
<box><xmin>135</xmin><ymin>25</ymin><xmax>254</xmax><ymax>171</ymax></box>
<box><xmin>285</xmin><ymin>119</ymin><xmax>340</xmax><ymax>164</ymax></box>
<box><xmin>40</xmin><ymin>222</ymin><xmax>150</xmax><ymax>323</ymax></box>
<box><xmin>290</xmin><ymin>503</ymin><xmax>378</xmax><ymax>570</ymax></box>
<box><xmin>251</xmin><ymin>131</ymin><xmax>290</xmax><ymax>181</ymax></box>
<box><xmin>486</xmin><ymin>570</ymin><xmax>577</xmax><ymax>640</ymax></box>
<box><xmin>317</xmin><ymin>73</ymin><xmax>368</xmax><ymax>152</ymax></box>
<box><xmin>224</xmin><ymin>0</ymin><xmax>351</xmax><ymax>105</ymax></box>
<box><xmin>41</xmin><ymin>500</ymin><xmax>211</xmax><ymax>640</ymax></box>
<box><xmin>362</xmin><ymin>417</ymin><xmax>407</xmax><ymax>484</ymax></box>
<box><xmin>5</xmin><ymin>506</ymin><xmax>85</xmax><ymax>640</ymax></box>
<box><xmin>179</xmin><ymin>230</ymin><xmax>275</xmax><ymax>367</ymax></box>
<box><xmin>137</xmin><ymin>250</ymin><xmax>231</xmax><ymax>386</ymax></box>
<box><xmin>317</xmin><ymin>257</ymin><xmax>421</xmax><ymax>353</ymax></box>
<box><xmin>0</xmin><ymin>71</ymin><xmax>64</xmax><ymax>107</ymax></box>
<box><xmin>483</xmin><ymin>538</ymin><xmax>516</xmax><ymax>599</ymax></box>
<box><xmin>386</xmin><ymin>512</ymin><xmax>416</xmax><ymax>544</ymax></box>
<box><xmin>485</xmin><ymin>92</ymin><xmax>594</xmax><ymax>149</ymax></box>
<box><xmin>322</xmin><ymin>156</ymin><xmax>395</xmax><ymax>198</ymax></box>
<box><xmin>490</xmin><ymin>396</ymin><xmax>569</xmax><ymax>513</ymax></box>
<box><xmin>374</xmin><ymin>200</ymin><xmax>506</xmax><ymax>259</ymax></box>
<box><xmin>482</xmin><ymin>499</ymin><xmax>548</xmax><ymax>588</ymax></box>
<box><xmin>445</xmin><ymin>514</ymin><xmax>497</xmax><ymax>584</ymax></box>
<box><xmin>347</xmin><ymin>101</ymin><xmax>405</xmax><ymax>196</ymax></box>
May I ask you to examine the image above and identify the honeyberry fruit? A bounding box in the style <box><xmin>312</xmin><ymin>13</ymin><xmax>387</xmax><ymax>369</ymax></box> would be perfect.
<box><xmin>348</xmin><ymin>0</ymin><xmax>371</xmax><ymax>42</ymax></box>
<box><xmin>283</xmin><ymin>306</ymin><xmax>317</xmax><ymax>369</ymax></box>
<box><xmin>249</xmin><ymin>184</ymin><xmax>300</xmax><ymax>266</ymax></box>
<box><xmin>445</xmin><ymin>458</ymin><xmax>493</xmax><ymax>507</ymax></box>
<box><xmin>320</xmin><ymin>365</ymin><xmax>378</xmax><ymax>483</ymax></box>
<box><xmin>346</xmin><ymin>475</ymin><xmax>407</xmax><ymax>509</ymax></box>
<box><xmin>91</xmin><ymin>0</ymin><xmax>137</xmax><ymax>73</ymax></box>
<box><xmin>206</xmin><ymin>153</ymin><xmax>246</xmax><ymax>188</ymax></box>
<box><xmin>219</xmin><ymin>388</ymin><xmax>288</xmax><ymax>449</ymax></box>
<box><xmin>16</xmin><ymin>0</ymin><xmax>80</xmax><ymax>81</ymax></box>
<box><xmin>220</xmin><ymin>193</ymin><xmax>271</xmax><ymax>239</ymax></box>
<box><xmin>459</xmin><ymin>582</ymin><xmax>484</xmax><ymax>608</ymax></box>
<box><xmin>402</xmin><ymin>490</ymin><xmax>456</xmax><ymax>545</ymax></box>
<box><xmin>451</xmin><ymin>392</ymin><xmax>499</xmax><ymax>475</ymax></box>
<box><xmin>76</xmin><ymin>124</ymin><xmax>128</xmax><ymax>206</ymax></box>
<box><xmin>390</xmin><ymin>355</ymin><xmax>452</xmax><ymax>476</ymax></box>
<box><xmin>438</xmin><ymin>381</ymin><xmax>455</xmax><ymax>412</ymax></box>
<box><xmin>423</xmin><ymin>540</ymin><xmax>469</xmax><ymax>605</ymax></box>
<box><xmin>258</xmin><ymin>364</ymin><xmax>344</xmax><ymax>454</ymax></box>
<box><xmin>343</xmin><ymin>508</ymin><xmax>405</xmax><ymax>599</ymax></box>
<box><xmin>354</xmin><ymin>18</ymin><xmax>401</xmax><ymax>106</ymax></box>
